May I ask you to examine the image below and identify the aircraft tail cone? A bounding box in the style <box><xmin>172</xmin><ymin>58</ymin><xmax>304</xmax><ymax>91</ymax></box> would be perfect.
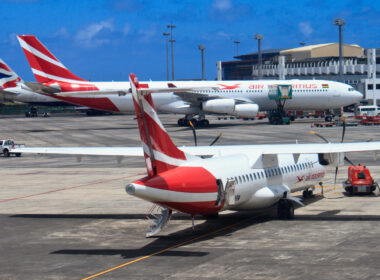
<box><xmin>125</xmin><ymin>183</ymin><xmax>136</xmax><ymax>195</ymax></box>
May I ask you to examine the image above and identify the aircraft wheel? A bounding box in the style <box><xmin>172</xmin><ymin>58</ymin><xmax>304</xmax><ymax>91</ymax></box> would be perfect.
<box><xmin>302</xmin><ymin>190</ymin><xmax>308</xmax><ymax>198</ymax></box>
<box><xmin>199</xmin><ymin>119</ymin><xmax>209</xmax><ymax>127</ymax></box>
<box><xmin>277</xmin><ymin>200</ymin><xmax>294</xmax><ymax>219</ymax></box>
<box><xmin>177</xmin><ymin>118</ymin><xmax>187</xmax><ymax>126</ymax></box>
<box><xmin>302</xmin><ymin>189</ymin><xmax>313</xmax><ymax>198</ymax></box>
<box><xmin>3</xmin><ymin>149</ymin><xmax>9</xmax><ymax>157</ymax></box>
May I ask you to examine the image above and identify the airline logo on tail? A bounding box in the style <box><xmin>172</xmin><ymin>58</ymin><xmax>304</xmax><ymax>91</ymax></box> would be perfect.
<box><xmin>0</xmin><ymin>59</ymin><xmax>22</xmax><ymax>89</ymax></box>
<box><xmin>17</xmin><ymin>35</ymin><xmax>99</xmax><ymax>92</ymax></box>
<box><xmin>129</xmin><ymin>73</ymin><xmax>192</xmax><ymax>176</ymax></box>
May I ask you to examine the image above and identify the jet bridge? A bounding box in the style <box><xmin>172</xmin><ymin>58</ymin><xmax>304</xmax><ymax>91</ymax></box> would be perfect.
<box><xmin>268</xmin><ymin>84</ymin><xmax>293</xmax><ymax>125</ymax></box>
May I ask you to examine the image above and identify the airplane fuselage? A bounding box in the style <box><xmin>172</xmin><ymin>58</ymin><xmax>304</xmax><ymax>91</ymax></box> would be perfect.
<box><xmin>128</xmin><ymin>153</ymin><xmax>324</xmax><ymax>215</ymax></box>
<box><xmin>12</xmin><ymin>79</ymin><xmax>362</xmax><ymax>114</ymax></box>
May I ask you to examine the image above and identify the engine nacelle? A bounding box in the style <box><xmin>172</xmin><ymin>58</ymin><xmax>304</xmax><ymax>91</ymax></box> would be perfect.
<box><xmin>233</xmin><ymin>104</ymin><xmax>259</xmax><ymax>118</ymax></box>
<box><xmin>202</xmin><ymin>99</ymin><xmax>235</xmax><ymax>114</ymax></box>
<box><xmin>202</xmin><ymin>99</ymin><xmax>259</xmax><ymax>118</ymax></box>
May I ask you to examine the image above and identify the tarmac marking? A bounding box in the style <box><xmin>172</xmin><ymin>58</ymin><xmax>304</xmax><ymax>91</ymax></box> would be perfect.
<box><xmin>81</xmin><ymin>215</ymin><xmax>260</xmax><ymax>280</ymax></box>
<box><xmin>0</xmin><ymin>173</ymin><xmax>144</xmax><ymax>204</ymax></box>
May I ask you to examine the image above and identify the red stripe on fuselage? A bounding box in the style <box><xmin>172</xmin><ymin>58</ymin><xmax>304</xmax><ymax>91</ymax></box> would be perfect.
<box><xmin>44</xmin><ymin>81</ymin><xmax>99</xmax><ymax>92</ymax></box>
<box><xmin>47</xmin><ymin>95</ymin><xmax>120</xmax><ymax>112</ymax></box>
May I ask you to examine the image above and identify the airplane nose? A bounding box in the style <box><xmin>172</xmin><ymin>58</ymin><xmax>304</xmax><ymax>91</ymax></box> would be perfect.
<box><xmin>353</xmin><ymin>90</ymin><xmax>364</xmax><ymax>101</ymax></box>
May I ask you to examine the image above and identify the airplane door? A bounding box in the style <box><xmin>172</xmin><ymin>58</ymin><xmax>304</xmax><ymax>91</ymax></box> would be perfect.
<box><xmin>225</xmin><ymin>178</ymin><xmax>236</xmax><ymax>206</ymax></box>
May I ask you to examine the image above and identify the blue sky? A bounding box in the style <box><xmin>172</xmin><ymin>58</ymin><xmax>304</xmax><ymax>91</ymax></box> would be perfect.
<box><xmin>1</xmin><ymin>0</ymin><xmax>379</xmax><ymax>81</ymax></box>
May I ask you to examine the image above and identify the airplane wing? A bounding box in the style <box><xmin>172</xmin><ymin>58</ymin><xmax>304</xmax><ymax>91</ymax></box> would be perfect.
<box><xmin>24</xmin><ymin>81</ymin><xmax>219</xmax><ymax>97</ymax></box>
<box><xmin>23</xmin><ymin>82</ymin><xmax>129</xmax><ymax>97</ymax></box>
<box><xmin>181</xmin><ymin>142</ymin><xmax>380</xmax><ymax>155</ymax></box>
<box><xmin>173</xmin><ymin>91</ymin><xmax>253</xmax><ymax>105</ymax></box>
<box><xmin>12</xmin><ymin>142</ymin><xmax>380</xmax><ymax>157</ymax></box>
<box><xmin>0</xmin><ymin>89</ymin><xmax>18</xmax><ymax>96</ymax></box>
<box><xmin>11</xmin><ymin>147</ymin><xmax>143</xmax><ymax>156</ymax></box>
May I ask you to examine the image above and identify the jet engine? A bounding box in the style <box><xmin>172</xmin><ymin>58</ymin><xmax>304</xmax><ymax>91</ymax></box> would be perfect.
<box><xmin>202</xmin><ymin>99</ymin><xmax>259</xmax><ymax>118</ymax></box>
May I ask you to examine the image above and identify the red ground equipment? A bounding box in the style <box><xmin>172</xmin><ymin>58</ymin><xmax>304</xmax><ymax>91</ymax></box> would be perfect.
<box><xmin>343</xmin><ymin>165</ymin><xmax>378</xmax><ymax>194</ymax></box>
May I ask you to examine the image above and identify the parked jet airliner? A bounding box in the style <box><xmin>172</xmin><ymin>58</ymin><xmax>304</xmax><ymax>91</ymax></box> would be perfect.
<box><xmin>13</xmin><ymin>74</ymin><xmax>380</xmax><ymax>237</ymax></box>
<box><xmin>0</xmin><ymin>58</ymin><xmax>70</xmax><ymax>106</ymax></box>
<box><xmin>17</xmin><ymin>35</ymin><xmax>362</xmax><ymax>126</ymax></box>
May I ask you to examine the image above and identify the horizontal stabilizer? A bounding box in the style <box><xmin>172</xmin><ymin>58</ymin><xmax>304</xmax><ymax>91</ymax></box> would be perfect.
<box><xmin>24</xmin><ymin>82</ymin><xmax>60</xmax><ymax>94</ymax></box>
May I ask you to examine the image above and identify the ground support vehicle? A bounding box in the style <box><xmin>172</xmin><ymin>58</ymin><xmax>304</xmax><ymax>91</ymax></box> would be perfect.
<box><xmin>0</xmin><ymin>140</ymin><xmax>24</xmax><ymax>157</ymax></box>
<box><xmin>343</xmin><ymin>165</ymin><xmax>378</xmax><ymax>195</ymax></box>
<box><xmin>25</xmin><ymin>106</ymin><xmax>38</xmax><ymax>117</ymax></box>
<box><xmin>360</xmin><ymin>116</ymin><xmax>380</xmax><ymax>126</ymax></box>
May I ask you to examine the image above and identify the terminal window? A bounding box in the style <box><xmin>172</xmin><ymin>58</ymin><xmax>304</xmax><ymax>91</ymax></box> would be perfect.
<box><xmin>368</xmin><ymin>84</ymin><xmax>373</xmax><ymax>90</ymax></box>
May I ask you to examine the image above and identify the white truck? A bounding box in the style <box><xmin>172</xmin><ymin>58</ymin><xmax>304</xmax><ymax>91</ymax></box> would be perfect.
<box><xmin>1</xmin><ymin>139</ymin><xmax>24</xmax><ymax>157</ymax></box>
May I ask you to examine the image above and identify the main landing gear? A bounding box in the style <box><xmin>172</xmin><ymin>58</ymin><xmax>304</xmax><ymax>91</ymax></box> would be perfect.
<box><xmin>177</xmin><ymin>117</ymin><xmax>210</xmax><ymax>127</ymax></box>
<box><xmin>277</xmin><ymin>199</ymin><xmax>294</xmax><ymax>219</ymax></box>
<box><xmin>302</xmin><ymin>188</ymin><xmax>314</xmax><ymax>198</ymax></box>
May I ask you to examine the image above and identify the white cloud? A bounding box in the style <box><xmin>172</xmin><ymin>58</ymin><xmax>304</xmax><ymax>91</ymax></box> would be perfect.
<box><xmin>212</xmin><ymin>0</ymin><xmax>231</xmax><ymax>12</ymax></box>
<box><xmin>75</xmin><ymin>19</ymin><xmax>114</xmax><ymax>48</ymax></box>
<box><xmin>216</xmin><ymin>31</ymin><xmax>231</xmax><ymax>39</ymax></box>
<box><xmin>298</xmin><ymin>22</ymin><xmax>313</xmax><ymax>37</ymax></box>
<box><xmin>54</xmin><ymin>27</ymin><xmax>70</xmax><ymax>38</ymax></box>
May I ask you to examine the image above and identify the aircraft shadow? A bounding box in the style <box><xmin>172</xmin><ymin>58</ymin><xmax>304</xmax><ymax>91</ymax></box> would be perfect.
<box><xmin>10</xmin><ymin>213</ymin><xmax>201</xmax><ymax>221</ymax></box>
<box><xmin>171</xmin><ymin>121</ymin><xmax>268</xmax><ymax>131</ymax></box>
<box><xmin>43</xmin><ymin>195</ymin><xmax>372</xmax><ymax>260</ymax></box>
<box><xmin>49</xmin><ymin>210</ymin><xmax>276</xmax><ymax>259</ymax></box>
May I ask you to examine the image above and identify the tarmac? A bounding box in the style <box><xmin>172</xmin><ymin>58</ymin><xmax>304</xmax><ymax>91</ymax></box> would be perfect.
<box><xmin>1</xmin><ymin>113</ymin><xmax>380</xmax><ymax>280</ymax></box>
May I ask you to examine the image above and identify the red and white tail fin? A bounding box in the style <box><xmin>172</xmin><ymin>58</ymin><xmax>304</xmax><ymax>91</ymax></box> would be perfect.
<box><xmin>0</xmin><ymin>59</ymin><xmax>22</xmax><ymax>89</ymax></box>
<box><xmin>129</xmin><ymin>73</ymin><xmax>196</xmax><ymax>177</ymax></box>
<box><xmin>17</xmin><ymin>35</ymin><xmax>88</xmax><ymax>84</ymax></box>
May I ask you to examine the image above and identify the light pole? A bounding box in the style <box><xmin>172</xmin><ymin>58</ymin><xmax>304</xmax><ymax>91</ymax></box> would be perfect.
<box><xmin>163</xmin><ymin>32</ymin><xmax>170</xmax><ymax>80</ymax></box>
<box><xmin>198</xmin><ymin>44</ymin><xmax>205</xmax><ymax>80</ymax></box>
<box><xmin>254</xmin><ymin>34</ymin><xmax>263</xmax><ymax>79</ymax></box>
<box><xmin>333</xmin><ymin>18</ymin><xmax>345</xmax><ymax>82</ymax></box>
<box><xmin>167</xmin><ymin>24</ymin><xmax>176</xmax><ymax>80</ymax></box>
<box><xmin>233</xmin><ymin>40</ymin><xmax>240</xmax><ymax>56</ymax></box>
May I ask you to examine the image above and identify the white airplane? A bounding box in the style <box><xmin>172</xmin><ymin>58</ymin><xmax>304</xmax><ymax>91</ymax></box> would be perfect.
<box><xmin>17</xmin><ymin>35</ymin><xmax>363</xmax><ymax>126</ymax></box>
<box><xmin>13</xmin><ymin>73</ymin><xmax>380</xmax><ymax>237</ymax></box>
<box><xmin>0</xmin><ymin>58</ymin><xmax>71</xmax><ymax>106</ymax></box>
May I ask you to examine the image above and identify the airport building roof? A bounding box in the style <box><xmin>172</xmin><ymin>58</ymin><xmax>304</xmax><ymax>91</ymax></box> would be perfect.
<box><xmin>280</xmin><ymin>43</ymin><xmax>364</xmax><ymax>61</ymax></box>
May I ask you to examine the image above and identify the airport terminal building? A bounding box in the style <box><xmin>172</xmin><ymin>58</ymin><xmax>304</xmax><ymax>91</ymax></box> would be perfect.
<box><xmin>221</xmin><ymin>43</ymin><xmax>380</xmax><ymax>105</ymax></box>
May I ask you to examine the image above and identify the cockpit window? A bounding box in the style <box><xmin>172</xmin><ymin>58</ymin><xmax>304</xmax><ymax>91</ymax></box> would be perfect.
<box><xmin>348</xmin><ymin>87</ymin><xmax>355</xmax><ymax>91</ymax></box>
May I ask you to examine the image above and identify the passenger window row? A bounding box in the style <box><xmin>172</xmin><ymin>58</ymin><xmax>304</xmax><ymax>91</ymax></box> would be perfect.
<box><xmin>229</xmin><ymin>161</ymin><xmax>314</xmax><ymax>185</ymax></box>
